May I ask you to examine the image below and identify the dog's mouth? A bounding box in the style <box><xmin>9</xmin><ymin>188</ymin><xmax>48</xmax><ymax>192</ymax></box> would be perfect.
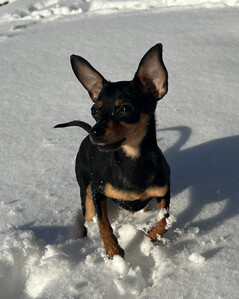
<box><xmin>94</xmin><ymin>138</ymin><xmax>126</xmax><ymax>151</ymax></box>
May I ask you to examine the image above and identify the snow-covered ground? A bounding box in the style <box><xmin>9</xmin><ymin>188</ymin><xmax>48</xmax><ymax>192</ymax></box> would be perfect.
<box><xmin>0</xmin><ymin>0</ymin><xmax>239</xmax><ymax>298</ymax></box>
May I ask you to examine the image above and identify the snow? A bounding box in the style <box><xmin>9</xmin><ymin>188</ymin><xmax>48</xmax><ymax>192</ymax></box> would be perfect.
<box><xmin>188</xmin><ymin>252</ymin><xmax>206</xmax><ymax>264</ymax></box>
<box><xmin>0</xmin><ymin>0</ymin><xmax>239</xmax><ymax>298</ymax></box>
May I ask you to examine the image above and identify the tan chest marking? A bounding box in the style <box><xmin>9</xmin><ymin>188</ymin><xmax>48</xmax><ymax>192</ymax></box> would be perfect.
<box><xmin>104</xmin><ymin>183</ymin><xmax>168</xmax><ymax>201</ymax></box>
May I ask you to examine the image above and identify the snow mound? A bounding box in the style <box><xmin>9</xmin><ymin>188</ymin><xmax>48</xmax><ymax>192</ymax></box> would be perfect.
<box><xmin>188</xmin><ymin>252</ymin><xmax>206</xmax><ymax>264</ymax></box>
<box><xmin>0</xmin><ymin>229</ymin><xmax>42</xmax><ymax>299</ymax></box>
<box><xmin>0</xmin><ymin>221</ymin><xmax>174</xmax><ymax>298</ymax></box>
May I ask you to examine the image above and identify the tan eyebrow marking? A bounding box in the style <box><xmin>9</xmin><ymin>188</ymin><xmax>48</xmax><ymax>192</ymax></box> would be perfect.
<box><xmin>97</xmin><ymin>101</ymin><xmax>103</xmax><ymax>109</ymax></box>
<box><xmin>115</xmin><ymin>99</ymin><xmax>123</xmax><ymax>107</ymax></box>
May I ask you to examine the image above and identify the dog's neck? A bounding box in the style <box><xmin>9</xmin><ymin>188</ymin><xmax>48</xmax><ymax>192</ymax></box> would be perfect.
<box><xmin>141</xmin><ymin>114</ymin><xmax>158</xmax><ymax>151</ymax></box>
<box><xmin>118</xmin><ymin>113</ymin><xmax>158</xmax><ymax>159</ymax></box>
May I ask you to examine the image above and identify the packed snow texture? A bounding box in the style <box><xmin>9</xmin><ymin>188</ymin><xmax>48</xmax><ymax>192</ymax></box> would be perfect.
<box><xmin>0</xmin><ymin>0</ymin><xmax>239</xmax><ymax>298</ymax></box>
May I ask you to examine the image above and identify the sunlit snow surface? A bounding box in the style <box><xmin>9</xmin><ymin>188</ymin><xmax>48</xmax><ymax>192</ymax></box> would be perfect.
<box><xmin>0</xmin><ymin>0</ymin><xmax>239</xmax><ymax>298</ymax></box>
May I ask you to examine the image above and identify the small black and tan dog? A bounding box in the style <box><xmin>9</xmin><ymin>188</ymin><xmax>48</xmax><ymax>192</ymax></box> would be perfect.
<box><xmin>55</xmin><ymin>44</ymin><xmax>170</xmax><ymax>258</ymax></box>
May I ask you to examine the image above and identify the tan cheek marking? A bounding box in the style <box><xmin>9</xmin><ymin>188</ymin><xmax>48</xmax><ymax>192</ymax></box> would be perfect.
<box><xmin>115</xmin><ymin>99</ymin><xmax>123</xmax><ymax>107</ymax></box>
<box><xmin>85</xmin><ymin>184</ymin><xmax>95</xmax><ymax>222</ymax></box>
<box><xmin>97</xmin><ymin>101</ymin><xmax>103</xmax><ymax>109</ymax></box>
<box><xmin>103</xmin><ymin>120</ymin><xmax>125</xmax><ymax>144</ymax></box>
<box><xmin>121</xmin><ymin>114</ymin><xmax>149</xmax><ymax>159</ymax></box>
<box><xmin>101</xmin><ymin>113</ymin><xmax>148</xmax><ymax>157</ymax></box>
<box><xmin>104</xmin><ymin>184</ymin><xmax>168</xmax><ymax>201</ymax></box>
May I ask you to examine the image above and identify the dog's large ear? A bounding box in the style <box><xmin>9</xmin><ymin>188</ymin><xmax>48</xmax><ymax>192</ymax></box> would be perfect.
<box><xmin>134</xmin><ymin>43</ymin><xmax>168</xmax><ymax>100</ymax></box>
<box><xmin>70</xmin><ymin>55</ymin><xmax>107</xmax><ymax>102</ymax></box>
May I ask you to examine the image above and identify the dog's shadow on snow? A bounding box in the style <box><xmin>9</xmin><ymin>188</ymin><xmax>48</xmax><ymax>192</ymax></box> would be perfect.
<box><xmin>109</xmin><ymin>126</ymin><xmax>239</xmax><ymax>234</ymax></box>
<box><xmin>19</xmin><ymin>223</ymin><xmax>71</xmax><ymax>245</ymax></box>
<box><xmin>160</xmin><ymin>126</ymin><xmax>239</xmax><ymax>231</ymax></box>
<box><xmin>20</xmin><ymin>128</ymin><xmax>238</xmax><ymax>265</ymax></box>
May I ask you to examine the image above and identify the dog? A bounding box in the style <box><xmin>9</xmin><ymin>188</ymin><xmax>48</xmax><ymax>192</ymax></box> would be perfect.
<box><xmin>55</xmin><ymin>44</ymin><xmax>170</xmax><ymax>258</ymax></box>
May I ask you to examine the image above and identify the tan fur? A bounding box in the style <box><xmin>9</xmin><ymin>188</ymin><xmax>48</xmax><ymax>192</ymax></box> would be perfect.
<box><xmin>115</xmin><ymin>99</ymin><xmax>123</xmax><ymax>107</ymax></box>
<box><xmin>147</xmin><ymin>199</ymin><xmax>168</xmax><ymax>241</ymax></box>
<box><xmin>84</xmin><ymin>184</ymin><xmax>95</xmax><ymax>222</ymax></box>
<box><xmin>100</xmin><ymin>113</ymin><xmax>148</xmax><ymax>158</ymax></box>
<box><xmin>121</xmin><ymin>144</ymin><xmax>140</xmax><ymax>159</ymax></box>
<box><xmin>104</xmin><ymin>184</ymin><xmax>168</xmax><ymax>201</ymax></box>
<box><xmin>97</xmin><ymin>101</ymin><xmax>103</xmax><ymax>109</ymax></box>
<box><xmin>121</xmin><ymin>114</ymin><xmax>148</xmax><ymax>158</ymax></box>
<box><xmin>97</xmin><ymin>199</ymin><xmax>125</xmax><ymax>258</ymax></box>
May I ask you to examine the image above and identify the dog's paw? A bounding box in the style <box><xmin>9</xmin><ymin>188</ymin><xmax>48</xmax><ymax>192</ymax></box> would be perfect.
<box><xmin>106</xmin><ymin>243</ymin><xmax>125</xmax><ymax>259</ymax></box>
<box><xmin>147</xmin><ymin>230</ymin><xmax>159</xmax><ymax>242</ymax></box>
<box><xmin>147</xmin><ymin>220</ymin><xmax>168</xmax><ymax>242</ymax></box>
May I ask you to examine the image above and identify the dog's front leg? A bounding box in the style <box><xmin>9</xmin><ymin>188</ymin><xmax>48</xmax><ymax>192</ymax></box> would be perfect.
<box><xmin>92</xmin><ymin>186</ymin><xmax>125</xmax><ymax>259</ymax></box>
<box><xmin>147</xmin><ymin>189</ymin><xmax>170</xmax><ymax>242</ymax></box>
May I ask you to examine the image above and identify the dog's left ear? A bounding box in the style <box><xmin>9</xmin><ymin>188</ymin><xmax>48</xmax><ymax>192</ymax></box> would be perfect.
<box><xmin>134</xmin><ymin>43</ymin><xmax>168</xmax><ymax>100</ymax></box>
<box><xmin>70</xmin><ymin>55</ymin><xmax>107</xmax><ymax>102</ymax></box>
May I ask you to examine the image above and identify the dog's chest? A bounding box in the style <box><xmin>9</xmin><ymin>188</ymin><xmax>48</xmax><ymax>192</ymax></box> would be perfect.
<box><xmin>102</xmin><ymin>150</ymin><xmax>168</xmax><ymax>201</ymax></box>
<box><xmin>104</xmin><ymin>183</ymin><xmax>168</xmax><ymax>201</ymax></box>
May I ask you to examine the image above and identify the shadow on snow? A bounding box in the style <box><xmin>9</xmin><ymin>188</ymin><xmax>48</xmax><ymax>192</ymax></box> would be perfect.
<box><xmin>20</xmin><ymin>127</ymin><xmax>239</xmax><ymax>249</ymax></box>
<box><xmin>162</xmin><ymin>126</ymin><xmax>239</xmax><ymax>232</ymax></box>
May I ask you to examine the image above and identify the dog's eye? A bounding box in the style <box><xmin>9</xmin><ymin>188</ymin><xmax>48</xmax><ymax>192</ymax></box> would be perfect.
<box><xmin>91</xmin><ymin>105</ymin><xmax>101</xmax><ymax>120</ymax></box>
<box><xmin>119</xmin><ymin>104</ymin><xmax>133</xmax><ymax>114</ymax></box>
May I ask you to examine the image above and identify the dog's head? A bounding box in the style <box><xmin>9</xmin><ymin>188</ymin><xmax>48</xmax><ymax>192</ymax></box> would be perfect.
<box><xmin>71</xmin><ymin>44</ymin><xmax>168</xmax><ymax>158</ymax></box>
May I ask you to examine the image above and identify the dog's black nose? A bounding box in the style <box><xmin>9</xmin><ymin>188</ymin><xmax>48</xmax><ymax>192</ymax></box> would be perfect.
<box><xmin>90</xmin><ymin>126</ymin><xmax>105</xmax><ymax>138</ymax></box>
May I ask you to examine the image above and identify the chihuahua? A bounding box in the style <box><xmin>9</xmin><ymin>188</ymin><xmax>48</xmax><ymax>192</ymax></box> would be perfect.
<box><xmin>55</xmin><ymin>44</ymin><xmax>170</xmax><ymax>258</ymax></box>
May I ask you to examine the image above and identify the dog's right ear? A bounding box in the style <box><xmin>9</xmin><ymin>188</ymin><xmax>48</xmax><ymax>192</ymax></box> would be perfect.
<box><xmin>70</xmin><ymin>55</ymin><xmax>107</xmax><ymax>102</ymax></box>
